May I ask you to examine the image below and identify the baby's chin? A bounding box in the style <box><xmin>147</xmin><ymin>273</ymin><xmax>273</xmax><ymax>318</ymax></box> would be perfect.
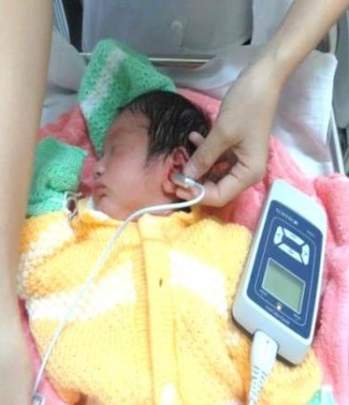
<box><xmin>92</xmin><ymin>194</ymin><xmax>131</xmax><ymax>221</ymax></box>
<box><xmin>91</xmin><ymin>194</ymin><xmax>176</xmax><ymax>220</ymax></box>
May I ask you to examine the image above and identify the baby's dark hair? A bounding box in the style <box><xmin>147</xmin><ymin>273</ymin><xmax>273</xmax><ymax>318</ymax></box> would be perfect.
<box><xmin>121</xmin><ymin>90</ymin><xmax>211</xmax><ymax>159</ymax></box>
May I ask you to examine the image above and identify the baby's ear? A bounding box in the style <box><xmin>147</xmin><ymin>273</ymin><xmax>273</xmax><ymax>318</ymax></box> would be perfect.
<box><xmin>162</xmin><ymin>147</ymin><xmax>189</xmax><ymax>195</ymax></box>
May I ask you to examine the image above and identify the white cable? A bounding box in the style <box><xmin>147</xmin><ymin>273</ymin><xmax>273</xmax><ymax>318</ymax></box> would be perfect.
<box><xmin>32</xmin><ymin>175</ymin><xmax>205</xmax><ymax>401</ymax></box>
<box><xmin>248</xmin><ymin>330</ymin><xmax>278</xmax><ymax>405</ymax></box>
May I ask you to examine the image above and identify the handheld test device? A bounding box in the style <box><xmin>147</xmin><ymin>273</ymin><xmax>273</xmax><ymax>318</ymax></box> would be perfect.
<box><xmin>233</xmin><ymin>179</ymin><xmax>327</xmax><ymax>365</ymax></box>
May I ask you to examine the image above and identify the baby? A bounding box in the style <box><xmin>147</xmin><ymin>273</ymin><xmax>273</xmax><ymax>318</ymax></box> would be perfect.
<box><xmin>91</xmin><ymin>90</ymin><xmax>210</xmax><ymax>219</ymax></box>
<box><xmin>19</xmin><ymin>91</ymin><xmax>321</xmax><ymax>405</ymax></box>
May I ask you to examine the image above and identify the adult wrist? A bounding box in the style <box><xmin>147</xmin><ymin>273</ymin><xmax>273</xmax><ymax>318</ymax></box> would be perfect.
<box><xmin>253</xmin><ymin>45</ymin><xmax>292</xmax><ymax>91</ymax></box>
<box><xmin>240</xmin><ymin>51</ymin><xmax>286</xmax><ymax>100</ymax></box>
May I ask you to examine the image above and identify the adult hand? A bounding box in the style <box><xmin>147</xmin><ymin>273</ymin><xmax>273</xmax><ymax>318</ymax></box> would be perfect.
<box><xmin>180</xmin><ymin>0</ymin><xmax>349</xmax><ymax>207</ymax></box>
<box><xmin>180</xmin><ymin>62</ymin><xmax>283</xmax><ymax>207</ymax></box>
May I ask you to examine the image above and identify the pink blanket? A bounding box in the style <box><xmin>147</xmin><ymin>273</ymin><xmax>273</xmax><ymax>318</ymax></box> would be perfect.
<box><xmin>25</xmin><ymin>89</ymin><xmax>349</xmax><ymax>404</ymax></box>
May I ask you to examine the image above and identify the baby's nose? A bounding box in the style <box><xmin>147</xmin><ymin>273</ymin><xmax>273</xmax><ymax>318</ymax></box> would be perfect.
<box><xmin>93</xmin><ymin>160</ymin><xmax>105</xmax><ymax>179</ymax></box>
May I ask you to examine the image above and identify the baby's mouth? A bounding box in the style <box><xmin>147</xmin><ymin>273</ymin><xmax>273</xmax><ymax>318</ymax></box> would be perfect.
<box><xmin>93</xmin><ymin>184</ymin><xmax>107</xmax><ymax>199</ymax></box>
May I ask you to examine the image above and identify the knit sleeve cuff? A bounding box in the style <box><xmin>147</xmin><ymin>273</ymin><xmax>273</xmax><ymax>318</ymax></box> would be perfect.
<box><xmin>27</xmin><ymin>137</ymin><xmax>88</xmax><ymax>217</ymax></box>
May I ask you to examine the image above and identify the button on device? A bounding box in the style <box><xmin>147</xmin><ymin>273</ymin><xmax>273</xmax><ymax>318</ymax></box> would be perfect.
<box><xmin>301</xmin><ymin>244</ymin><xmax>310</xmax><ymax>265</ymax></box>
<box><xmin>279</xmin><ymin>243</ymin><xmax>302</xmax><ymax>263</ymax></box>
<box><xmin>284</xmin><ymin>228</ymin><xmax>304</xmax><ymax>246</ymax></box>
<box><xmin>274</xmin><ymin>226</ymin><xmax>284</xmax><ymax>245</ymax></box>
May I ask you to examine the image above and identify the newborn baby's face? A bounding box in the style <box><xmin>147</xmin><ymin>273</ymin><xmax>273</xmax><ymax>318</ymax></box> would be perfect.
<box><xmin>92</xmin><ymin>110</ymin><xmax>168</xmax><ymax>220</ymax></box>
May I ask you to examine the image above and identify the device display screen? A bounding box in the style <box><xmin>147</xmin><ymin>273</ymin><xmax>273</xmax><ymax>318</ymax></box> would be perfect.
<box><xmin>262</xmin><ymin>259</ymin><xmax>305</xmax><ymax>313</ymax></box>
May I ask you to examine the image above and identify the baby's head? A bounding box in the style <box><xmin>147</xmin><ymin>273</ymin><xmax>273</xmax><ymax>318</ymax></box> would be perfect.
<box><xmin>92</xmin><ymin>90</ymin><xmax>211</xmax><ymax>219</ymax></box>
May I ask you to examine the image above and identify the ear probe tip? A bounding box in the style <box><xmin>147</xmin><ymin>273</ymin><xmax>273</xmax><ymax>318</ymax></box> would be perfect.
<box><xmin>171</xmin><ymin>172</ymin><xmax>199</xmax><ymax>189</ymax></box>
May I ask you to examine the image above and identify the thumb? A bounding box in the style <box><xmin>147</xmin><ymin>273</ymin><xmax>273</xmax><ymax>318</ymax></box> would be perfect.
<box><xmin>184</xmin><ymin>126</ymin><xmax>230</xmax><ymax>179</ymax></box>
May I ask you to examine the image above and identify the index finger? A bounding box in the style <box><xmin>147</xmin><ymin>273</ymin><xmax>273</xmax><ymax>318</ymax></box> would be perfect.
<box><xmin>183</xmin><ymin>125</ymin><xmax>231</xmax><ymax>180</ymax></box>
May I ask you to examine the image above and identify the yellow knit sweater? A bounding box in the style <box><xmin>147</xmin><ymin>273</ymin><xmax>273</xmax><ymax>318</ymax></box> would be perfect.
<box><xmin>18</xmin><ymin>200</ymin><xmax>321</xmax><ymax>405</ymax></box>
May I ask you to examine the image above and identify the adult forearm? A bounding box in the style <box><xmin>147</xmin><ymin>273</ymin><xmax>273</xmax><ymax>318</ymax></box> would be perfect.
<box><xmin>0</xmin><ymin>0</ymin><xmax>52</xmax><ymax>401</ymax></box>
<box><xmin>257</xmin><ymin>0</ymin><xmax>349</xmax><ymax>86</ymax></box>
<box><xmin>0</xmin><ymin>0</ymin><xmax>52</xmax><ymax>314</ymax></box>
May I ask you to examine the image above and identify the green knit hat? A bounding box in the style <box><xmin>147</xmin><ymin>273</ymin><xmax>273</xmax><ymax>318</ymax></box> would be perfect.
<box><xmin>79</xmin><ymin>39</ymin><xmax>175</xmax><ymax>155</ymax></box>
